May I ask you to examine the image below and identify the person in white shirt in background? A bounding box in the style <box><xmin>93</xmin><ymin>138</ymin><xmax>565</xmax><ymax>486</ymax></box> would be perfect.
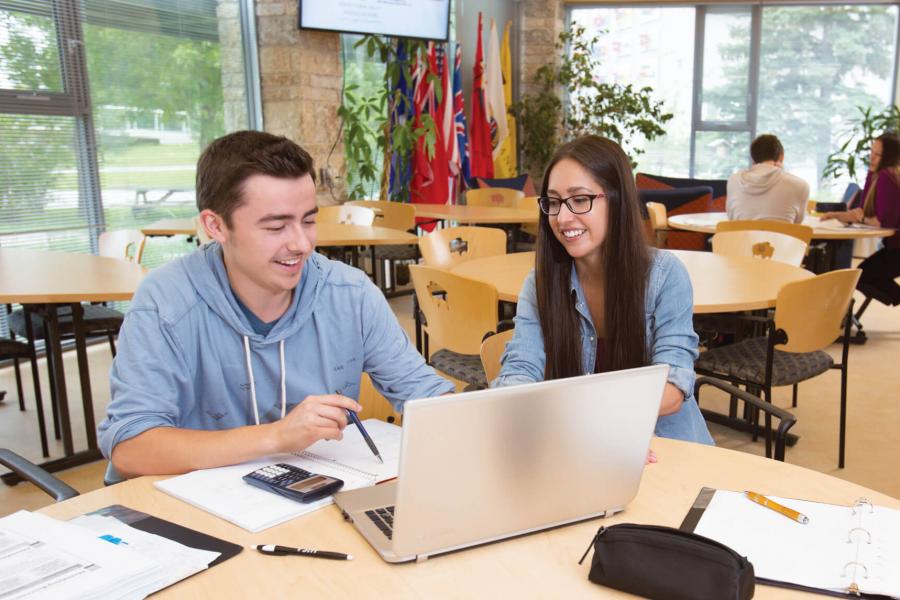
<box><xmin>726</xmin><ymin>134</ymin><xmax>810</xmax><ymax>223</ymax></box>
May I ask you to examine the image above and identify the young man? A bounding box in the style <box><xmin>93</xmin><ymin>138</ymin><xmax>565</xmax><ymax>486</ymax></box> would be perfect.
<box><xmin>726</xmin><ymin>134</ymin><xmax>810</xmax><ymax>224</ymax></box>
<box><xmin>98</xmin><ymin>131</ymin><xmax>454</xmax><ymax>477</ymax></box>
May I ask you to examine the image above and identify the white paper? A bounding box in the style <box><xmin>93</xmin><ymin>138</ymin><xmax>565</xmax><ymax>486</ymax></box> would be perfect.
<box><xmin>693</xmin><ymin>490</ymin><xmax>900</xmax><ymax>597</ymax></box>
<box><xmin>154</xmin><ymin>419</ymin><xmax>402</xmax><ymax>533</ymax></box>
<box><xmin>69</xmin><ymin>515</ymin><xmax>217</xmax><ymax>594</ymax></box>
<box><xmin>0</xmin><ymin>511</ymin><xmax>159</xmax><ymax>600</ymax></box>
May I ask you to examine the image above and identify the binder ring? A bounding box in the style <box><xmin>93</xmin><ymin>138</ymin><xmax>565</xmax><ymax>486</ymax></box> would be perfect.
<box><xmin>851</xmin><ymin>498</ymin><xmax>874</xmax><ymax>515</ymax></box>
<box><xmin>847</xmin><ymin>527</ymin><xmax>872</xmax><ymax>544</ymax></box>
<box><xmin>841</xmin><ymin>561</ymin><xmax>868</xmax><ymax>579</ymax></box>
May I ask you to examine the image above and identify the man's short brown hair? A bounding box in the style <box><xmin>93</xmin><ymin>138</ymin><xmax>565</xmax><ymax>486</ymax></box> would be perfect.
<box><xmin>196</xmin><ymin>131</ymin><xmax>316</xmax><ymax>227</ymax></box>
<box><xmin>750</xmin><ymin>134</ymin><xmax>784</xmax><ymax>164</ymax></box>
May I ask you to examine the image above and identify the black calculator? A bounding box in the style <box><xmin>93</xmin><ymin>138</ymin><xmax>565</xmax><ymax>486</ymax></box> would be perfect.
<box><xmin>242</xmin><ymin>463</ymin><xmax>344</xmax><ymax>503</ymax></box>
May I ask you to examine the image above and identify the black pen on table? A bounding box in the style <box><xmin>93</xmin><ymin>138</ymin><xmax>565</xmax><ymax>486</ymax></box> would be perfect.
<box><xmin>336</xmin><ymin>390</ymin><xmax>383</xmax><ymax>464</ymax></box>
<box><xmin>255</xmin><ymin>544</ymin><xmax>352</xmax><ymax>561</ymax></box>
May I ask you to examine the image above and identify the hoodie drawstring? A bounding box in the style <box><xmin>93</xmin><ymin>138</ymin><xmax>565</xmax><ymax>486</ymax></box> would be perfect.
<box><xmin>243</xmin><ymin>336</ymin><xmax>286</xmax><ymax>426</ymax></box>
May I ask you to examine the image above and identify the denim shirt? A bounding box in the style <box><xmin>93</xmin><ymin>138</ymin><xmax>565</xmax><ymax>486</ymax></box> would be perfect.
<box><xmin>493</xmin><ymin>249</ymin><xmax>714</xmax><ymax>445</ymax></box>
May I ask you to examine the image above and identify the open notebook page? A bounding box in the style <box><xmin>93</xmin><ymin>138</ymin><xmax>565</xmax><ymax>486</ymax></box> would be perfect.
<box><xmin>693</xmin><ymin>490</ymin><xmax>900</xmax><ymax>597</ymax></box>
<box><xmin>154</xmin><ymin>419</ymin><xmax>401</xmax><ymax>533</ymax></box>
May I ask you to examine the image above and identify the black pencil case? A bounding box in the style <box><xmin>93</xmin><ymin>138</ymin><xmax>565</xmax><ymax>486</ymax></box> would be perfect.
<box><xmin>578</xmin><ymin>523</ymin><xmax>755</xmax><ymax>600</ymax></box>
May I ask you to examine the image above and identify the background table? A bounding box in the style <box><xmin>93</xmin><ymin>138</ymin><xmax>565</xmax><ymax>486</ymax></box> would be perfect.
<box><xmin>668</xmin><ymin>212</ymin><xmax>895</xmax><ymax>241</ymax></box>
<box><xmin>413</xmin><ymin>204</ymin><xmax>537</xmax><ymax>225</ymax></box>
<box><xmin>0</xmin><ymin>248</ymin><xmax>146</xmax><ymax>479</ymax></box>
<box><xmin>451</xmin><ymin>250</ymin><xmax>813</xmax><ymax>313</ymax></box>
<box><xmin>141</xmin><ymin>218</ymin><xmax>416</xmax><ymax>247</ymax></box>
<box><xmin>38</xmin><ymin>437</ymin><xmax>900</xmax><ymax>598</ymax></box>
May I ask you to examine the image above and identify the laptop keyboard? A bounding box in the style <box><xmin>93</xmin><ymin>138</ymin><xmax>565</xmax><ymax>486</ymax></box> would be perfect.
<box><xmin>364</xmin><ymin>506</ymin><xmax>395</xmax><ymax>539</ymax></box>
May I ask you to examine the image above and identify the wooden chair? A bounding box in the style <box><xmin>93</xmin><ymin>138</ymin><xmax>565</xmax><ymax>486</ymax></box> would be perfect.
<box><xmin>318</xmin><ymin>204</ymin><xmax>375</xmax><ymax>226</ymax></box>
<box><xmin>715</xmin><ymin>220</ymin><xmax>813</xmax><ymax>246</ymax></box>
<box><xmin>514</xmin><ymin>196</ymin><xmax>539</xmax><ymax>251</ymax></box>
<box><xmin>317</xmin><ymin>205</ymin><xmax>376</xmax><ymax>266</ymax></box>
<box><xmin>464</xmin><ymin>187</ymin><xmax>524</xmax><ymax>208</ymax></box>
<box><xmin>357</xmin><ymin>373</ymin><xmax>402</xmax><ymax>425</ymax></box>
<box><xmin>410</xmin><ymin>265</ymin><xmax>499</xmax><ymax>390</ymax></box>
<box><xmin>98</xmin><ymin>229</ymin><xmax>146</xmax><ymax>263</ymax></box>
<box><xmin>418</xmin><ymin>226</ymin><xmax>507</xmax><ymax>269</ymax></box>
<box><xmin>347</xmin><ymin>200</ymin><xmax>417</xmax><ymax>295</ymax></box>
<box><xmin>479</xmin><ymin>328</ymin><xmax>515</xmax><ymax>385</ymax></box>
<box><xmin>695</xmin><ymin>269</ymin><xmax>861</xmax><ymax>467</ymax></box>
<box><xmin>711</xmin><ymin>230</ymin><xmax>809</xmax><ymax>267</ymax></box>
<box><xmin>645</xmin><ymin>201</ymin><xmax>669</xmax><ymax>248</ymax></box>
<box><xmin>415</xmin><ymin>226</ymin><xmax>507</xmax><ymax>354</ymax></box>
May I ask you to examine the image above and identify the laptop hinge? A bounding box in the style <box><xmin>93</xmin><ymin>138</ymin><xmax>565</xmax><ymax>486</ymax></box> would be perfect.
<box><xmin>415</xmin><ymin>554</ymin><xmax>429</xmax><ymax>563</ymax></box>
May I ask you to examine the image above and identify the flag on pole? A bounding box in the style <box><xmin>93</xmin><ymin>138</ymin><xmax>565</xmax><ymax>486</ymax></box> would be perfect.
<box><xmin>410</xmin><ymin>42</ymin><xmax>449</xmax><ymax>228</ymax></box>
<box><xmin>468</xmin><ymin>12</ymin><xmax>493</xmax><ymax>179</ymax></box>
<box><xmin>494</xmin><ymin>21</ymin><xmax>517</xmax><ymax>178</ymax></box>
<box><xmin>452</xmin><ymin>42</ymin><xmax>470</xmax><ymax>195</ymax></box>
<box><xmin>485</xmin><ymin>18</ymin><xmax>508</xmax><ymax>163</ymax></box>
<box><xmin>438</xmin><ymin>44</ymin><xmax>456</xmax><ymax>204</ymax></box>
<box><xmin>387</xmin><ymin>40</ymin><xmax>414</xmax><ymax>200</ymax></box>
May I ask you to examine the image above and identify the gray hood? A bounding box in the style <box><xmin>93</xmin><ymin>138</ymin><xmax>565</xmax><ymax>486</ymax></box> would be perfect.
<box><xmin>733</xmin><ymin>163</ymin><xmax>785</xmax><ymax>196</ymax></box>
<box><xmin>185</xmin><ymin>242</ymin><xmax>330</xmax><ymax>345</ymax></box>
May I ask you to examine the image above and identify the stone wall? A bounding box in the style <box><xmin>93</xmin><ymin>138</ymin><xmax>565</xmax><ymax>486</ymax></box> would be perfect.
<box><xmin>519</xmin><ymin>0</ymin><xmax>564</xmax><ymax>99</ymax></box>
<box><xmin>255</xmin><ymin>0</ymin><xmax>345</xmax><ymax>204</ymax></box>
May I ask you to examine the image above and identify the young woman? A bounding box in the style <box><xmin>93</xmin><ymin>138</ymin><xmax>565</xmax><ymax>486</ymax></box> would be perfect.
<box><xmin>493</xmin><ymin>135</ymin><xmax>713</xmax><ymax>444</ymax></box>
<box><xmin>821</xmin><ymin>132</ymin><xmax>900</xmax><ymax>305</ymax></box>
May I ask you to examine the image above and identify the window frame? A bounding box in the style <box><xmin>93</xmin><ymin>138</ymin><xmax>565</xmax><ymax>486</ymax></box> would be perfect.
<box><xmin>566</xmin><ymin>2</ymin><xmax>900</xmax><ymax>179</ymax></box>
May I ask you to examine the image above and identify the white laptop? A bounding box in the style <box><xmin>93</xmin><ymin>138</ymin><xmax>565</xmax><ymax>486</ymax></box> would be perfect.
<box><xmin>334</xmin><ymin>364</ymin><xmax>668</xmax><ymax>563</ymax></box>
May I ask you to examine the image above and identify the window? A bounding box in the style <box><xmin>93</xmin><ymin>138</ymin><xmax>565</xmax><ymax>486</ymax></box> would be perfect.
<box><xmin>570</xmin><ymin>4</ymin><xmax>898</xmax><ymax>195</ymax></box>
<box><xmin>572</xmin><ymin>7</ymin><xmax>695</xmax><ymax>176</ymax></box>
<box><xmin>0</xmin><ymin>0</ymin><xmax>258</xmax><ymax>266</ymax></box>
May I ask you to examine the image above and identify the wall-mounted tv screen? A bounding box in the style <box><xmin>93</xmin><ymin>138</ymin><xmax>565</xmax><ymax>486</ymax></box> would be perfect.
<box><xmin>299</xmin><ymin>0</ymin><xmax>451</xmax><ymax>42</ymax></box>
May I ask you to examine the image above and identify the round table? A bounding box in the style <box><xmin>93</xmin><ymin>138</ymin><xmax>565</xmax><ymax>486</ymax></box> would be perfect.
<box><xmin>450</xmin><ymin>250</ymin><xmax>814</xmax><ymax>313</ymax></box>
<box><xmin>141</xmin><ymin>218</ymin><xmax>417</xmax><ymax>247</ymax></box>
<box><xmin>38</xmin><ymin>437</ymin><xmax>900</xmax><ymax>598</ymax></box>
<box><xmin>413</xmin><ymin>204</ymin><xmax>537</xmax><ymax>225</ymax></box>
<box><xmin>668</xmin><ymin>212</ymin><xmax>895</xmax><ymax>241</ymax></box>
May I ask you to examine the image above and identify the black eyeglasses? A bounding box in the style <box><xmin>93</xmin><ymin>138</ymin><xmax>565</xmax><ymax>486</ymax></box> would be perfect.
<box><xmin>538</xmin><ymin>193</ymin><xmax>605</xmax><ymax>216</ymax></box>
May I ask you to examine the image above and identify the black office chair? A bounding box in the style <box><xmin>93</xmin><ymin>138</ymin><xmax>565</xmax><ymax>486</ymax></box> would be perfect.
<box><xmin>0</xmin><ymin>448</ymin><xmax>79</xmax><ymax>501</ymax></box>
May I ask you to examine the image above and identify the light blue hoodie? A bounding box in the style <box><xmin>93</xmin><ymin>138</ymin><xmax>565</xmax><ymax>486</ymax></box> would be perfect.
<box><xmin>98</xmin><ymin>243</ymin><xmax>454</xmax><ymax>459</ymax></box>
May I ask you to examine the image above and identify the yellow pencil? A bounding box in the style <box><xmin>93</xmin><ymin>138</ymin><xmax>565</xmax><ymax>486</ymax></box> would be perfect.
<box><xmin>746</xmin><ymin>491</ymin><xmax>809</xmax><ymax>524</ymax></box>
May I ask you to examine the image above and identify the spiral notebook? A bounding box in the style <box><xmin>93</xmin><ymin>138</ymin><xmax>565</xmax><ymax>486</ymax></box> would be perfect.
<box><xmin>154</xmin><ymin>420</ymin><xmax>401</xmax><ymax>533</ymax></box>
<box><xmin>681</xmin><ymin>488</ymin><xmax>900</xmax><ymax>598</ymax></box>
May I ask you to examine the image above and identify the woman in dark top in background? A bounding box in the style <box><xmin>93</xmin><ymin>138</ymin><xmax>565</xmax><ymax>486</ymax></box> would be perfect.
<box><xmin>822</xmin><ymin>132</ymin><xmax>900</xmax><ymax>305</ymax></box>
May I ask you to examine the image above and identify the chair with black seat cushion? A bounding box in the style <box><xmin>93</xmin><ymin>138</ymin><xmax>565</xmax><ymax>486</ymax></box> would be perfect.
<box><xmin>695</xmin><ymin>269</ymin><xmax>861</xmax><ymax>467</ymax></box>
<box><xmin>410</xmin><ymin>265</ymin><xmax>499</xmax><ymax>391</ymax></box>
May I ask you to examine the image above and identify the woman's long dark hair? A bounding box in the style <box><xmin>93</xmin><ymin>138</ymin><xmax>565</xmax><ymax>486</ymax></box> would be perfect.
<box><xmin>535</xmin><ymin>135</ymin><xmax>651</xmax><ymax>380</ymax></box>
<box><xmin>863</xmin><ymin>132</ymin><xmax>900</xmax><ymax>217</ymax></box>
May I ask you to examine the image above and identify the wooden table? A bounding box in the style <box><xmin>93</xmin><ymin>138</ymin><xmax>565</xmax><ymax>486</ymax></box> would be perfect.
<box><xmin>141</xmin><ymin>218</ymin><xmax>416</xmax><ymax>247</ymax></box>
<box><xmin>0</xmin><ymin>248</ymin><xmax>146</xmax><ymax>478</ymax></box>
<box><xmin>413</xmin><ymin>204</ymin><xmax>538</xmax><ymax>225</ymax></box>
<box><xmin>668</xmin><ymin>212</ymin><xmax>895</xmax><ymax>241</ymax></box>
<box><xmin>37</xmin><ymin>437</ymin><xmax>900</xmax><ymax>598</ymax></box>
<box><xmin>450</xmin><ymin>250</ymin><xmax>814</xmax><ymax>313</ymax></box>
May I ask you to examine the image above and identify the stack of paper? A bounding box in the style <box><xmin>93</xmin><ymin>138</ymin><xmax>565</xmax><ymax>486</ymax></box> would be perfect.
<box><xmin>0</xmin><ymin>510</ymin><xmax>218</xmax><ymax>599</ymax></box>
<box><xmin>154</xmin><ymin>419</ymin><xmax>402</xmax><ymax>532</ymax></box>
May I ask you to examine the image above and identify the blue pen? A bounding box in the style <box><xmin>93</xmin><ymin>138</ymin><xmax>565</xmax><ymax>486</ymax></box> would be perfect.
<box><xmin>336</xmin><ymin>391</ymin><xmax>383</xmax><ymax>464</ymax></box>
